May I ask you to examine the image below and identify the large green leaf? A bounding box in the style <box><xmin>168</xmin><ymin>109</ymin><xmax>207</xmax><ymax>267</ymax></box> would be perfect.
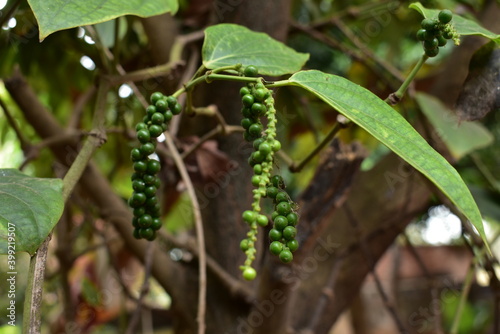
<box><xmin>287</xmin><ymin>70</ymin><xmax>487</xmax><ymax>244</ymax></box>
<box><xmin>0</xmin><ymin>169</ymin><xmax>64</xmax><ymax>255</ymax></box>
<box><xmin>409</xmin><ymin>2</ymin><xmax>500</xmax><ymax>42</ymax></box>
<box><xmin>416</xmin><ymin>92</ymin><xmax>494</xmax><ymax>160</ymax></box>
<box><xmin>202</xmin><ymin>24</ymin><xmax>309</xmax><ymax>76</ymax></box>
<box><xmin>27</xmin><ymin>0</ymin><xmax>178</xmax><ymax>41</ymax></box>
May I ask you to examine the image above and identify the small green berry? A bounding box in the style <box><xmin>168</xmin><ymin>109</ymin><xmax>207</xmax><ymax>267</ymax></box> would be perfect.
<box><xmin>271</xmin><ymin>175</ymin><xmax>285</xmax><ymax>188</ymax></box>
<box><xmin>149</xmin><ymin>124</ymin><xmax>163</xmax><ymax>137</ymax></box>
<box><xmin>270</xmin><ymin>241</ymin><xmax>283</xmax><ymax>255</ymax></box>
<box><xmin>133</xmin><ymin>161</ymin><xmax>148</xmax><ymax>173</ymax></box>
<box><xmin>151</xmin><ymin>218</ymin><xmax>162</xmax><ymax>230</ymax></box>
<box><xmin>137</xmin><ymin>130</ymin><xmax>151</xmax><ymax>144</ymax></box>
<box><xmin>421</xmin><ymin>18</ymin><xmax>438</xmax><ymax>31</ymax></box>
<box><xmin>271</xmin><ymin>140</ymin><xmax>281</xmax><ymax>152</ymax></box>
<box><xmin>240</xmin><ymin>86</ymin><xmax>251</xmax><ymax>97</ymax></box>
<box><xmin>286</xmin><ymin>212</ymin><xmax>299</xmax><ymax>226</ymax></box>
<box><xmin>132</xmin><ymin>180</ymin><xmax>146</xmax><ymax>192</ymax></box>
<box><xmin>287</xmin><ymin>239</ymin><xmax>299</xmax><ymax>252</ymax></box>
<box><xmin>253</xmin><ymin>164</ymin><xmax>262</xmax><ymax>175</ymax></box>
<box><xmin>145</xmin><ymin>196</ymin><xmax>157</xmax><ymax>208</ymax></box>
<box><xmin>251</xmin><ymin>175</ymin><xmax>261</xmax><ymax>187</ymax></box>
<box><xmin>144</xmin><ymin>185</ymin><xmax>157</xmax><ymax>197</ymax></box>
<box><xmin>244</xmin><ymin>65</ymin><xmax>258</xmax><ymax>77</ymax></box>
<box><xmin>423</xmin><ymin>38</ymin><xmax>439</xmax><ymax>49</ymax></box>
<box><xmin>151</xmin><ymin>112</ymin><xmax>165</xmax><ymax>125</ymax></box>
<box><xmin>416</xmin><ymin>29</ymin><xmax>427</xmax><ymax>41</ymax></box>
<box><xmin>248</xmin><ymin>123</ymin><xmax>263</xmax><ymax>137</ymax></box>
<box><xmin>131</xmin><ymin>148</ymin><xmax>143</xmax><ymax>162</ymax></box>
<box><xmin>251</xmin><ymin>103</ymin><xmax>266</xmax><ymax>116</ymax></box>
<box><xmin>133</xmin><ymin>207</ymin><xmax>146</xmax><ymax>217</ymax></box>
<box><xmin>256</xmin><ymin>214</ymin><xmax>269</xmax><ymax>227</ymax></box>
<box><xmin>437</xmin><ymin>35</ymin><xmax>447</xmax><ymax>47</ymax></box>
<box><xmin>242</xmin><ymin>210</ymin><xmax>257</xmax><ymax>223</ymax></box>
<box><xmin>140</xmin><ymin>142</ymin><xmax>156</xmax><ymax>155</ymax></box>
<box><xmin>240</xmin><ymin>239</ymin><xmax>250</xmax><ymax>251</ymax></box>
<box><xmin>276</xmin><ymin>202</ymin><xmax>292</xmax><ymax>216</ymax></box>
<box><xmin>438</xmin><ymin>9</ymin><xmax>453</xmax><ymax>24</ymax></box>
<box><xmin>266</xmin><ymin>186</ymin><xmax>279</xmax><ymax>199</ymax></box>
<box><xmin>136</xmin><ymin>122</ymin><xmax>148</xmax><ymax>131</ymax></box>
<box><xmin>140</xmin><ymin>228</ymin><xmax>155</xmax><ymax>240</ymax></box>
<box><xmin>259</xmin><ymin>142</ymin><xmax>272</xmax><ymax>156</ymax></box>
<box><xmin>172</xmin><ymin>103</ymin><xmax>182</xmax><ymax>115</ymax></box>
<box><xmin>279</xmin><ymin>250</ymin><xmax>293</xmax><ymax>263</ymax></box>
<box><xmin>253</xmin><ymin>138</ymin><xmax>265</xmax><ymax>150</ymax></box>
<box><xmin>273</xmin><ymin>215</ymin><xmax>288</xmax><ymax>230</ymax></box>
<box><xmin>150</xmin><ymin>92</ymin><xmax>163</xmax><ymax>104</ymax></box>
<box><xmin>269</xmin><ymin>228</ymin><xmax>282</xmax><ymax>241</ymax></box>
<box><xmin>138</xmin><ymin>214</ymin><xmax>153</xmax><ymax>228</ymax></box>
<box><xmin>155</xmin><ymin>100</ymin><xmax>168</xmax><ymax>113</ymax></box>
<box><xmin>166</xmin><ymin>96</ymin><xmax>177</xmax><ymax>108</ymax></box>
<box><xmin>129</xmin><ymin>192</ymin><xmax>146</xmax><ymax>207</ymax></box>
<box><xmin>143</xmin><ymin>174</ymin><xmax>155</xmax><ymax>184</ymax></box>
<box><xmin>242</xmin><ymin>267</ymin><xmax>257</xmax><ymax>281</ymax></box>
<box><xmin>425</xmin><ymin>47</ymin><xmax>440</xmax><ymax>57</ymax></box>
<box><xmin>241</xmin><ymin>118</ymin><xmax>253</xmax><ymax>129</ymax></box>
<box><xmin>164</xmin><ymin>110</ymin><xmax>173</xmax><ymax>121</ymax></box>
<box><xmin>242</xmin><ymin>94</ymin><xmax>255</xmax><ymax>107</ymax></box>
<box><xmin>254</xmin><ymin>88</ymin><xmax>267</xmax><ymax>101</ymax></box>
<box><xmin>146</xmin><ymin>159</ymin><xmax>161</xmax><ymax>174</ymax></box>
<box><xmin>283</xmin><ymin>226</ymin><xmax>297</xmax><ymax>240</ymax></box>
<box><xmin>275</xmin><ymin>192</ymin><xmax>289</xmax><ymax>203</ymax></box>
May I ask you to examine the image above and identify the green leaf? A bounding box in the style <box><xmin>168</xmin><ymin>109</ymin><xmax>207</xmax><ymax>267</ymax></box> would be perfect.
<box><xmin>409</xmin><ymin>2</ymin><xmax>500</xmax><ymax>42</ymax></box>
<box><xmin>27</xmin><ymin>0</ymin><xmax>179</xmax><ymax>41</ymax></box>
<box><xmin>202</xmin><ymin>24</ymin><xmax>309</xmax><ymax>76</ymax></box>
<box><xmin>287</xmin><ymin>70</ymin><xmax>488</xmax><ymax>246</ymax></box>
<box><xmin>416</xmin><ymin>92</ymin><xmax>494</xmax><ymax>160</ymax></box>
<box><xmin>0</xmin><ymin>169</ymin><xmax>64</xmax><ymax>255</ymax></box>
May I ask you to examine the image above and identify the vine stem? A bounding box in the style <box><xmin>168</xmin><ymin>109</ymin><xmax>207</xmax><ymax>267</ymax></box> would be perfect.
<box><xmin>172</xmin><ymin>73</ymin><xmax>264</xmax><ymax>98</ymax></box>
<box><xmin>164</xmin><ymin>132</ymin><xmax>206</xmax><ymax>334</ymax></box>
<box><xmin>22</xmin><ymin>81</ymin><xmax>109</xmax><ymax>334</ymax></box>
<box><xmin>385</xmin><ymin>54</ymin><xmax>428</xmax><ymax>105</ymax></box>
<box><xmin>450</xmin><ymin>260</ymin><xmax>476</xmax><ymax>334</ymax></box>
<box><xmin>289</xmin><ymin>122</ymin><xmax>341</xmax><ymax>172</ymax></box>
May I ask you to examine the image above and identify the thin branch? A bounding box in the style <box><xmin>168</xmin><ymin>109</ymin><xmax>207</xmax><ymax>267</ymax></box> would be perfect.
<box><xmin>67</xmin><ymin>85</ymin><xmax>97</xmax><ymax>129</ymax></box>
<box><xmin>331</xmin><ymin>17</ymin><xmax>404</xmax><ymax>86</ymax></box>
<box><xmin>103</xmin><ymin>61</ymin><xmax>184</xmax><ymax>86</ymax></box>
<box><xmin>164</xmin><ymin>132</ymin><xmax>206</xmax><ymax>334</ymax></box>
<box><xmin>85</xmin><ymin>25</ymin><xmax>149</xmax><ymax>109</ymax></box>
<box><xmin>125</xmin><ymin>242</ymin><xmax>156</xmax><ymax>334</ymax></box>
<box><xmin>19</xmin><ymin>131</ymin><xmax>84</xmax><ymax>170</ymax></box>
<box><xmin>181</xmin><ymin>125</ymin><xmax>243</xmax><ymax>160</ymax></box>
<box><xmin>290</xmin><ymin>122</ymin><xmax>342</xmax><ymax>172</ymax></box>
<box><xmin>62</xmin><ymin>81</ymin><xmax>109</xmax><ymax>201</ymax></box>
<box><xmin>402</xmin><ymin>233</ymin><xmax>444</xmax><ymax>333</ymax></box>
<box><xmin>170</xmin><ymin>46</ymin><xmax>200</xmax><ymax>136</ymax></box>
<box><xmin>385</xmin><ymin>54</ymin><xmax>428</xmax><ymax>105</ymax></box>
<box><xmin>0</xmin><ymin>96</ymin><xmax>30</xmax><ymax>151</ymax></box>
<box><xmin>450</xmin><ymin>260</ymin><xmax>476</xmax><ymax>334</ymax></box>
<box><xmin>169</xmin><ymin>30</ymin><xmax>205</xmax><ymax>63</ymax></box>
<box><xmin>22</xmin><ymin>235</ymin><xmax>51</xmax><ymax>334</ymax></box>
<box><xmin>157</xmin><ymin>230</ymin><xmax>253</xmax><ymax>299</ymax></box>
<box><xmin>344</xmin><ymin>204</ymin><xmax>409</xmax><ymax>334</ymax></box>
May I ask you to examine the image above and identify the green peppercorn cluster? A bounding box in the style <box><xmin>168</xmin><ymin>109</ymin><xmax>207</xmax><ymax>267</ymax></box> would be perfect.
<box><xmin>416</xmin><ymin>9</ymin><xmax>460</xmax><ymax>57</ymax></box>
<box><xmin>237</xmin><ymin>65</ymin><xmax>299</xmax><ymax>281</ymax></box>
<box><xmin>128</xmin><ymin>92</ymin><xmax>182</xmax><ymax>240</ymax></box>
<box><xmin>265</xmin><ymin>175</ymin><xmax>299</xmax><ymax>264</ymax></box>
